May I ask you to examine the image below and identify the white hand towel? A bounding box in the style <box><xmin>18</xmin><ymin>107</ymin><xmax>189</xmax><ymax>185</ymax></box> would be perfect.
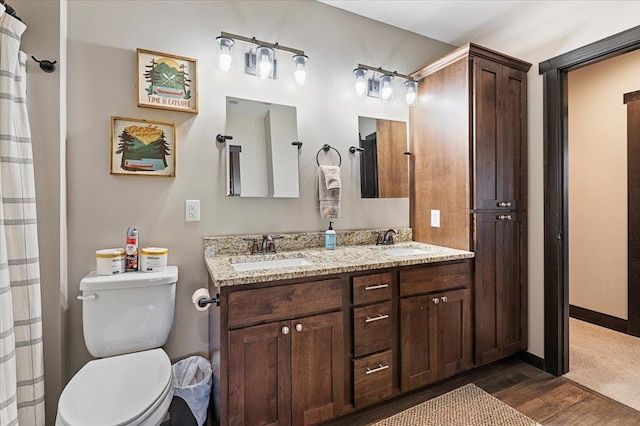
<box><xmin>317</xmin><ymin>166</ymin><xmax>341</xmax><ymax>218</ymax></box>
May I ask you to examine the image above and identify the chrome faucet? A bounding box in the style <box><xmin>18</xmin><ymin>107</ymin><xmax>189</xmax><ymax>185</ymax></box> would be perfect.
<box><xmin>376</xmin><ymin>229</ymin><xmax>397</xmax><ymax>245</ymax></box>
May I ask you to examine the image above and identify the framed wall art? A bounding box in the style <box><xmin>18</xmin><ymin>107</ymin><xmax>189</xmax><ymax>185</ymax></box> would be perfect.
<box><xmin>110</xmin><ymin>116</ymin><xmax>176</xmax><ymax>177</ymax></box>
<box><xmin>137</xmin><ymin>48</ymin><xmax>198</xmax><ymax>113</ymax></box>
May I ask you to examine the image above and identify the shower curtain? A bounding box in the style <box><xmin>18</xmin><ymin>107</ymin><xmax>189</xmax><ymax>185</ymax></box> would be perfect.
<box><xmin>0</xmin><ymin>6</ymin><xmax>46</xmax><ymax>426</ymax></box>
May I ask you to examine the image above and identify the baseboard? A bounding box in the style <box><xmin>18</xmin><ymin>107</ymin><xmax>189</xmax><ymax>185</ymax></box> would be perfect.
<box><xmin>569</xmin><ymin>305</ymin><xmax>628</xmax><ymax>333</ymax></box>
<box><xmin>516</xmin><ymin>351</ymin><xmax>544</xmax><ymax>370</ymax></box>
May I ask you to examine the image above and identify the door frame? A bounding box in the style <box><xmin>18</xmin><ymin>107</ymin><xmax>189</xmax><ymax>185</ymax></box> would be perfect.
<box><xmin>540</xmin><ymin>25</ymin><xmax>640</xmax><ymax>376</ymax></box>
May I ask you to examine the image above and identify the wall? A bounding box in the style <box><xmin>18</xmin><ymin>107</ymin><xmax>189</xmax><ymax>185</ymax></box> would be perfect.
<box><xmin>66</xmin><ymin>0</ymin><xmax>452</xmax><ymax>386</ymax></box>
<box><xmin>568</xmin><ymin>50</ymin><xmax>640</xmax><ymax>319</ymax></box>
<box><xmin>14</xmin><ymin>0</ymin><xmax>66</xmax><ymax>423</ymax></box>
<box><xmin>471</xmin><ymin>2</ymin><xmax>640</xmax><ymax>358</ymax></box>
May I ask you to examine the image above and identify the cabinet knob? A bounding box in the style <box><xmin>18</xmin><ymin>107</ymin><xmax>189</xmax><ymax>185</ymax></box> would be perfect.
<box><xmin>295</xmin><ymin>323</ymin><xmax>303</xmax><ymax>332</ymax></box>
<box><xmin>433</xmin><ymin>298</ymin><xmax>440</xmax><ymax>304</ymax></box>
<box><xmin>498</xmin><ymin>201</ymin><xmax>513</xmax><ymax>208</ymax></box>
<box><xmin>282</xmin><ymin>326</ymin><xmax>290</xmax><ymax>335</ymax></box>
<box><xmin>497</xmin><ymin>214</ymin><xmax>513</xmax><ymax>221</ymax></box>
<box><xmin>441</xmin><ymin>296</ymin><xmax>448</xmax><ymax>303</ymax></box>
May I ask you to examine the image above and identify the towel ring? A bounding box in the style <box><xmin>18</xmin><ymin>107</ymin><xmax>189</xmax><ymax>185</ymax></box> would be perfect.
<box><xmin>316</xmin><ymin>144</ymin><xmax>342</xmax><ymax>166</ymax></box>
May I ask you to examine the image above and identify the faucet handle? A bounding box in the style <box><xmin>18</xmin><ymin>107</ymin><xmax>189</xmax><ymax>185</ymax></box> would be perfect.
<box><xmin>375</xmin><ymin>232</ymin><xmax>384</xmax><ymax>245</ymax></box>
<box><xmin>243</xmin><ymin>237</ymin><xmax>261</xmax><ymax>254</ymax></box>
<box><xmin>268</xmin><ymin>235</ymin><xmax>283</xmax><ymax>253</ymax></box>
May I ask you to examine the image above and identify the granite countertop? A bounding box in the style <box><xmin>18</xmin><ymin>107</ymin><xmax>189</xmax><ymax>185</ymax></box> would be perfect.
<box><xmin>205</xmin><ymin>241</ymin><xmax>474</xmax><ymax>287</ymax></box>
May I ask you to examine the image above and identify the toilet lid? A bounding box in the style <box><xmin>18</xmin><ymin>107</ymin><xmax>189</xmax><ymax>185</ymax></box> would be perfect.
<box><xmin>58</xmin><ymin>349</ymin><xmax>171</xmax><ymax>426</ymax></box>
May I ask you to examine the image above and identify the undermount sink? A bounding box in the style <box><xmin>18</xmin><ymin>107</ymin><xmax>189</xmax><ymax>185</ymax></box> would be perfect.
<box><xmin>231</xmin><ymin>257</ymin><xmax>313</xmax><ymax>272</ymax></box>
<box><xmin>382</xmin><ymin>247</ymin><xmax>432</xmax><ymax>257</ymax></box>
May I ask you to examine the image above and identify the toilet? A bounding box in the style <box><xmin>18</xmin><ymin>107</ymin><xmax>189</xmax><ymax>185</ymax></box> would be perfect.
<box><xmin>56</xmin><ymin>266</ymin><xmax>178</xmax><ymax>426</ymax></box>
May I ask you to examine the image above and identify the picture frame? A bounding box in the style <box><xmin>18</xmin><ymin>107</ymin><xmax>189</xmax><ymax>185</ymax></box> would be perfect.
<box><xmin>137</xmin><ymin>48</ymin><xmax>198</xmax><ymax>114</ymax></box>
<box><xmin>110</xmin><ymin>116</ymin><xmax>177</xmax><ymax>177</ymax></box>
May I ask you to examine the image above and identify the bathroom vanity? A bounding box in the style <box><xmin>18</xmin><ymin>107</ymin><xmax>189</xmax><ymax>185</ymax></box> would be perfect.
<box><xmin>204</xmin><ymin>231</ymin><xmax>474</xmax><ymax>426</ymax></box>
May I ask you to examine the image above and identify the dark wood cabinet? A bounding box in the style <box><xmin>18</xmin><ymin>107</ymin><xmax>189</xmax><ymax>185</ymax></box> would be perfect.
<box><xmin>409</xmin><ymin>43</ymin><xmax>530</xmax><ymax>367</ymax></box>
<box><xmin>473</xmin><ymin>57</ymin><xmax>527</xmax><ymax>211</ymax></box>
<box><xmin>350</xmin><ymin>272</ymin><xmax>395</xmax><ymax>409</ymax></box>
<box><xmin>474</xmin><ymin>212</ymin><xmax>527</xmax><ymax>365</ymax></box>
<box><xmin>228</xmin><ymin>311</ymin><xmax>344</xmax><ymax>426</ymax></box>
<box><xmin>224</xmin><ymin>278</ymin><xmax>345</xmax><ymax>426</ymax></box>
<box><xmin>399</xmin><ymin>262</ymin><xmax>472</xmax><ymax>392</ymax></box>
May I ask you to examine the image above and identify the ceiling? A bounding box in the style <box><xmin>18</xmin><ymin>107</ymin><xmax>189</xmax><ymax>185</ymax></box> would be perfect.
<box><xmin>319</xmin><ymin>0</ymin><xmax>530</xmax><ymax>46</ymax></box>
<box><xmin>318</xmin><ymin>1</ymin><xmax>632</xmax><ymax>51</ymax></box>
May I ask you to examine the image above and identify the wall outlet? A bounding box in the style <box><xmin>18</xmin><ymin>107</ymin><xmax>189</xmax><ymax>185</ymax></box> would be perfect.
<box><xmin>431</xmin><ymin>209</ymin><xmax>440</xmax><ymax>228</ymax></box>
<box><xmin>185</xmin><ymin>200</ymin><xmax>200</xmax><ymax>222</ymax></box>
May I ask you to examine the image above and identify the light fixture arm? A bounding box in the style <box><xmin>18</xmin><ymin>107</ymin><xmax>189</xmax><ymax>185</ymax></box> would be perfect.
<box><xmin>221</xmin><ymin>31</ymin><xmax>305</xmax><ymax>57</ymax></box>
<box><xmin>356</xmin><ymin>63</ymin><xmax>413</xmax><ymax>81</ymax></box>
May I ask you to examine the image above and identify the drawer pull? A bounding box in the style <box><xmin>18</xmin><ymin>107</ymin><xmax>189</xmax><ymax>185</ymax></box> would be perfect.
<box><xmin>498</xmin><ymin>201</ymin><xmax>512</xmax><ymax>208</ymax></box>
<box><xmin>365</xmin><ymin>363</ymin><xmax>390</xmax><ymax>375</ymax></box>
<box><xmin>497</xmin><ymin>214</ymin><xmax>512</xmax><ymax>221</ymax></box>
<box><xmin>364</xmin><ymin>283</ymin><xmax>389</xmax><ymax>291</ymax></box>
<box><xmin>433</xmin><ymin>298</ymin><xmax>440</xmax><ymax>304</ymax></box>
<box><xmin>441</xmin><ymin>296</ymin><xmax>448</xmax><ymax>303</ymax></box>
<box><xmin>365</xmin><ymin>314</ymin><xmax>390</xmax><ymax>323</ymax></box>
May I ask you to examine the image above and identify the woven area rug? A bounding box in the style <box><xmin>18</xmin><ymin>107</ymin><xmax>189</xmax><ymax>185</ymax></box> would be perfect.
<box><xmin>370</xmin><ymin>384</ymin><xmax>540</xmax><ymax>426</ymax></box>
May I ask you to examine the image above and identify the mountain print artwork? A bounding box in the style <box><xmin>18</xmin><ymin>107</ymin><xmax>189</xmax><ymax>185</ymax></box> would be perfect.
<box><xmin>137</xmin><ymin>49</ymin><xmax>198</xmax><ymax>113</ymax></box>
<box><xmin>111</xmin><ymin>117</ymin><xmax>176</xmax><ymax>177</ymax></box>
<box><xmin>116</xmin><ymin>125</ymin><xmax>170</xmax><ymax>172</ymax></box>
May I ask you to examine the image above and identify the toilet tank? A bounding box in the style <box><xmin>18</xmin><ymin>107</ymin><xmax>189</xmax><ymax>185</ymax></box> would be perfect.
<box><xmin>79</xmin><ymin>266</ymin><xmax>178</xmax><ymax>358</ymax></box>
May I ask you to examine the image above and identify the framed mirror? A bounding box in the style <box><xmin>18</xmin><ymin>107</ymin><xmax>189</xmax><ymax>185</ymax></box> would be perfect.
<box><xmin>357</xmin><ymin>116</ymin><xmax>408</xmax><ymax>198</ymax></box>
<box><xmin>225</xmin><ymin>97</ymin><xmax>300</xmax><ymax>198</ymax></box>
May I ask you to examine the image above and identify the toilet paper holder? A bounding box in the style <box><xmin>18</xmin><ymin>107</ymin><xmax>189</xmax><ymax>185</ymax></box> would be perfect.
<box><xmin>197</xmin><ymin>294</ymin><xmax>220</xmax><ymax>308</ymax></box>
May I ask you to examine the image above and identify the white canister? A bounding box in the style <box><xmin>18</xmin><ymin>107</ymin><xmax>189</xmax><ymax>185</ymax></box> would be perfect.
<box><xmin>96</xmin><ymin>248</ymin><xmax>125</xmax><ymax>275</ymax></box>
<box><xmin>140</xmin><ymin>247</ymin><xmax>169</xmax><ymax>272</ymax></box>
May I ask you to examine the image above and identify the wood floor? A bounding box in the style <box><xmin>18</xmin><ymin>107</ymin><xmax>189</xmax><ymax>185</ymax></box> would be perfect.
<box><xmin>323</xmin><ymin>356</ymin><xmax>640</xmax><ymax>425</ymax></box>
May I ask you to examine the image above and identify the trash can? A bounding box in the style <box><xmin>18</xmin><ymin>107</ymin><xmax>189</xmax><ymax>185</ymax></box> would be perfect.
<box><xmin>169</xmin><ymin>356</ymin><xmax>213</xmax><ymax>426</ymax></box>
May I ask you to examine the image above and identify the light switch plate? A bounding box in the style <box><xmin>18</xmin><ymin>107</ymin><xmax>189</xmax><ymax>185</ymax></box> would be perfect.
<box><xmin>431</xmin><ymin>209</ymin><xmax>440</xmax><ymax>228</ymax></box>
<box><xmin>185</xmin><ymin>200</ymin><xmax>200</xmax><ymax>222</ymax></box>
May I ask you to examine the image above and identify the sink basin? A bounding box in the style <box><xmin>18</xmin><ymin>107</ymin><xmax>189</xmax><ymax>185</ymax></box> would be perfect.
<box><xmin>382</xmin><ymin>247</ymin><xmax>432</xmax><ymax>257</ymax></box>
<box><xmin>231</xmin><ymin>257</ymin><xmax>313</xmax><ymax>272</ymax></box>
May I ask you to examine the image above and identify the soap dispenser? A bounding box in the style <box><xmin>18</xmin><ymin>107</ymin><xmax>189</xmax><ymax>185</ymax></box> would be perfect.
<box><xmin>325</xmin><ymin>222</ymin><xmax>336</xmax><ymax>250</ymax></box>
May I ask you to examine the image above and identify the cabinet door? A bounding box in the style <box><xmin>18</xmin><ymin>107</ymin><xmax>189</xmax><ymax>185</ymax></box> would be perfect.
<box><xmin>399</xmin><ymin>295</ymin><xmax>438</xmax><ymax>392</ymax></box>
<box><xmin>473</xmin><ymin>57</ymin><xmax>527</xmax><ymax>211</ymax></box>
<box><xmin>438</xmin><ymin>288</ymin><xmax>472</xmax><ymax>378</ymax></box>
<box><xmin>291</xmin><ymin>311</ymin><xmax>344</xmax><ymax>426</ymax></box>
<box><xmin>474</xmin><ymin>212</ymin><xmax>527</xmax><ymax>365</ymax></box>
<box><xmin>228</xmin><ymin>322</ymin><xmax>291</xmax><ymax>426</ymax></box>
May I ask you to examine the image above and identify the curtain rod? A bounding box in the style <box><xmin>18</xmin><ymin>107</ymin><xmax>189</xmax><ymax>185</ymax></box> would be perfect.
<box><xmin>1</xmin><ymin>0</ymin><xmax>22</xmax><ymax>22</ymax></box>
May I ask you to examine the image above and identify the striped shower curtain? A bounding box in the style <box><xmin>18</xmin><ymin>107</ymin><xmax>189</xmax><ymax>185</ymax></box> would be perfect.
<box><xmin>0</xmin><ymin>7</ymin><xmax>46</xmax><ymax>426</ymax></box>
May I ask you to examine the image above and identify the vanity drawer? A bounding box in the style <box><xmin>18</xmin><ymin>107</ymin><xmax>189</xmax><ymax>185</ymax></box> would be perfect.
<box><xmin>227</xmin><ymin>278</ymin><xmax>344</xmax><ymax>328</ymax></box>
<box><xmin>400</xmin><ymin>261</ymin><xmax>470</xmax><ymax>297</ymax></box>
<box><xmin>352</xmin><ymin>272</ymin><xmax>392</xmax><ymax>305</ymax></box>
<box><xmin>353</xmin><ymin>350</ymin><xmax>393</xmax><ymax>408</ymax></box>
<box><xmin>353</xmin><ymin>301</ymin><xmax>393</xmax><ymax>357</ymax></box>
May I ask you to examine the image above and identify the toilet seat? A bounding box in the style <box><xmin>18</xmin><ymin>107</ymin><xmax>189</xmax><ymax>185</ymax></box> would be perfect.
<box><xmin>57</xmin><ymin>349</ymin><xmax>173</xmax><ymax>426</ymax></box>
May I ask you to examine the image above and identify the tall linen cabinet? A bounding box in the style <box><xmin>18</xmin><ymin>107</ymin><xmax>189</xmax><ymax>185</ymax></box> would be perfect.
<box><xmin>409</xmin><ymin>43</ymin><xmax>531</xmax><ymax>365</ymax></box>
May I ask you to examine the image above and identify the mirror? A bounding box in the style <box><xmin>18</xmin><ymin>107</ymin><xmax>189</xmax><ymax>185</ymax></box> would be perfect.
<box><xmin>225</xmin><ymin>97</ymin><xmax>300</xmax><ymax>198</ymax></box>
<box><xmin>357</xmin><ymin>116</ymin><xmax>408</xmax><ymax>198</ymax></box>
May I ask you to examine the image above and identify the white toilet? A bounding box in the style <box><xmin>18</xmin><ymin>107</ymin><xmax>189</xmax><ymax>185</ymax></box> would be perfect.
<box><xmin>56</xmin><ymin>266</ymin><xmax>178</xmax><ymax>426</ymax></box>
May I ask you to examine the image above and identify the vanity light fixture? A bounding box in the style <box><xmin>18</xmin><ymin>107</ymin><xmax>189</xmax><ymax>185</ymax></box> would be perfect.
<box><xmin>292</xmin><ymin>54</ymin><xmax>309</xmax><ymax>86</ymax></box>
<box><xmin>404</xmin><ymin>79</ymin><xmax>418</xmax><ymax>106</ymax></box>
<box><xmin>215</xmin><ymin>36</ymin><xmax>234</xmax><ymax>72</ymax></box>
<box><xmin>379</xmin><ymin>74</ymin><xmax>394</xmax><ymax>101</ymax></box>
<box><xmin>353</xmin><ymin>67</ymin><xmax>368</xmax><ymax>97</ymax></box>
<box><xmin>255</xmin><ymin>45</ymin><xmax>275</xmax><ymax>79</ymax></box>
<box><xmin>216</xmin><ymin>31</ymin><xmax>308</xmax><ymax>85</ymax></box>
<box><xmin>353</xmin><ymin>63</ymin><xmax>418</xmax><ymax>106</ymax></box>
